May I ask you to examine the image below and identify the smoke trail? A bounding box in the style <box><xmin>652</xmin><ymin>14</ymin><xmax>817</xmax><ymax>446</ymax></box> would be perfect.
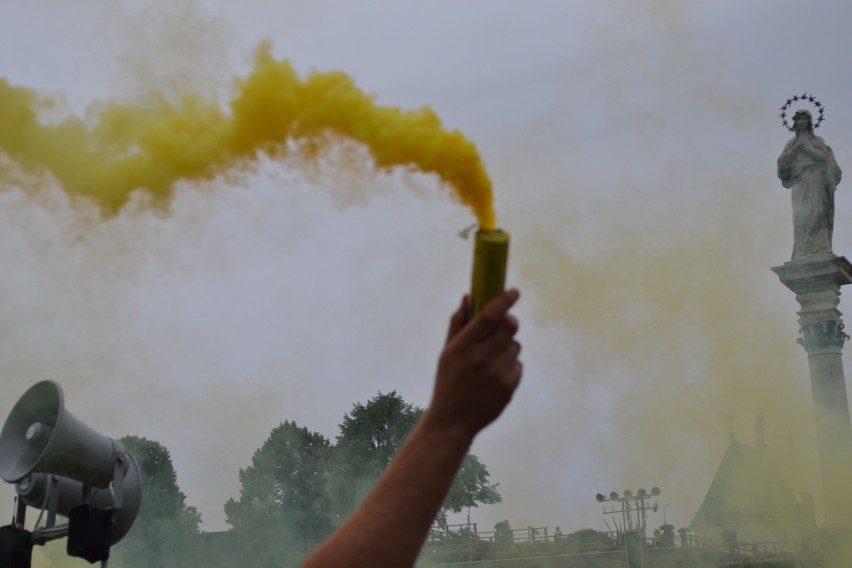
<box><xmin>0</xmin><ymin>42</ymin><xmax>494</xmax><ymax>227</ymax></box>
<box><xmin>456</xmin><ymin>0</ymin><xmax>848</xmax><ymax>545</ymax></box>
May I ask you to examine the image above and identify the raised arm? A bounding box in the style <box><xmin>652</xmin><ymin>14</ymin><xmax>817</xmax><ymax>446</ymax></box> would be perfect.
<box><xmin>300</xmin><ymin>289</ymin><xmax>522</xmax><ymax>568</ymax></box>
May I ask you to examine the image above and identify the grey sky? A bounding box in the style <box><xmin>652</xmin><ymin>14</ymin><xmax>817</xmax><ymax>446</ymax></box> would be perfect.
<box><xmin>2</xmin><ymin>0</ymin><xmax>852</xmax><ymax>539</ymax></box>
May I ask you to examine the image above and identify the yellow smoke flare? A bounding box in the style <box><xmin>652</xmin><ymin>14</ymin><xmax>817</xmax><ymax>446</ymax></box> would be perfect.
<box><xmin>0</xmin><ymin>43</ymin><xmax>495</xmax><ymax>227</ymax></box>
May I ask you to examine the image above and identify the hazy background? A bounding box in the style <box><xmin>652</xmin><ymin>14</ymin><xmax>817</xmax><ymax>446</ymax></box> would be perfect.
<box><xmin>2</xmin><ymin>0</ymin><xmax>852</xmax><ymax>538</ymax></box>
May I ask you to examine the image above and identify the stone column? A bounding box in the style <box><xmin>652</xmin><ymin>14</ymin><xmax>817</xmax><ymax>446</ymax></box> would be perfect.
<box><xmin>772</xmin><ymin>255</ymin><xmax>852</xmax><ymax>565</ymax></box>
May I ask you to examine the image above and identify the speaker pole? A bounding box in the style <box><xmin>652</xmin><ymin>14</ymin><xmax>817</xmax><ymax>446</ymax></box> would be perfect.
<box><xmin>23</xmin><ymin>475</ymin><xmax>70</xmax><ymax>546</ymax></box>
<box><xmin>15</xmin><ymin>495</ymin><xmax>27</xmax><ymax>528</ymax></box>
<box><xmin>44</xmin><ymin>475</ymin><xmax>59</xmax><ymax>532</ymax></box>
<box><xmin>110</xmin><ymin>453</ymin><xmax>126</xmax><ymax>511</ymax></box>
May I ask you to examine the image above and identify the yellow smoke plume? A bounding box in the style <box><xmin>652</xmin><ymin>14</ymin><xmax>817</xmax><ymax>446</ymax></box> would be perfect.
<box><xmin>0</xmin><ymin>42</ymin><xmax>495</xmax><ymax>228</ymax></box>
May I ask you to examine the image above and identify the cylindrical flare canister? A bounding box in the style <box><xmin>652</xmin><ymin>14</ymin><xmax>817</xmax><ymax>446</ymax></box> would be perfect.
<box><xmin>470</xmin><ymin>228</ymin><xmax>510</xmax><ymax>316</ymax></box>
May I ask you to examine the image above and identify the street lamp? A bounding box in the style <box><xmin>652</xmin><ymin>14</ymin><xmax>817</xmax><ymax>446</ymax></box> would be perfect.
<box><xmin>596</xmin><ymin>487</ymin><xmax>661</xmax><ymax>568</ymax></box>
<box><xmin>596</xmin><ymin>487</ymin><xmax>660</xmax><ymax>533</ymax></box>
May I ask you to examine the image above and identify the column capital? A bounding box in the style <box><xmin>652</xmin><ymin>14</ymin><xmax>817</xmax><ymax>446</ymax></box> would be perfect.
<box><xmin>798</xmin><ymin>321</ymin><xmax>850</xmax><ymax>351</ymax></box>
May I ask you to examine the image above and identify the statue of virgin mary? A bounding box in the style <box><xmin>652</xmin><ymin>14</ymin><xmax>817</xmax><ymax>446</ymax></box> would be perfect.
<box><xmin>777</xmin><ymin>109</ymin><xmax>842</xmax><ymax>260</ymax></box>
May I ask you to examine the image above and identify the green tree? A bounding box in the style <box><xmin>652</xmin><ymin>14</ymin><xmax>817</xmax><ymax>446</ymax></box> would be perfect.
<box><xmin>110</xmin><ymin>435</ymin><xmax>202</xmax><ymax>568</ymax></box>
<box><xmin>223</xmin><ymin>392</ymin><xmax>502</xmax><ymax>565</ymax></box>
<box><xmin>331</xmin><ymin>391</ymin><xmax>501</xmax><ymax>524</ymax></box>
<box><xmin>442</xmin><ymin>454</ymin><xmax>501</xmax><ymax>515</ymax></box>
<box><xmin>494</xmin><ymin>520</ymin><xmax>513</xmax><ymax>545</ymax></box>
<box><xmin>224</xmin><ymin>420</ymin><xmax>333</xmax><ymax>566</ymax></box>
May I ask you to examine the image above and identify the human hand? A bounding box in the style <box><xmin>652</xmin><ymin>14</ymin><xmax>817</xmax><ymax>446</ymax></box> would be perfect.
<box><xmin>425</xmin><ymin>289</ymin><xmax>522</xmax><ymax>441</ymax></box>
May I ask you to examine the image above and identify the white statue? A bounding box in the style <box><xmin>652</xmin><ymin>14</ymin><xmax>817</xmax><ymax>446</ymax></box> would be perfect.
<box><xmin>777</xmin><ymin>109</ymin><xmax>842</xmax><ymax>260</ymax></box>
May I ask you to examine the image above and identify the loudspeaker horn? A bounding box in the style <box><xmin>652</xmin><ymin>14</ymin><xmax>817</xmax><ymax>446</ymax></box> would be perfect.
<box><xmin>1</xmin><ymin>380</ymin><xmax>121</xmax><ymax>488</ymax></box>
<box><xmin>15</xmin><ymin>455</ymin><xmax>142</xmax><ymax>544</ymax></box>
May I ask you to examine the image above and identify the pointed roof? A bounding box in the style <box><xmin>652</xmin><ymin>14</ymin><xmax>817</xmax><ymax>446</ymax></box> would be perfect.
<box><xmin>690</xmin><ymin>435</ymin><xmax>813</xmax><ymax>531</ymax></box>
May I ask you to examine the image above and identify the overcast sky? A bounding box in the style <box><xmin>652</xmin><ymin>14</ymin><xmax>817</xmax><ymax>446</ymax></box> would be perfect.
<box><xmin>3</xmin><ymin>0</ymin><xmax>852</xmax><ymax>541</ymax></box>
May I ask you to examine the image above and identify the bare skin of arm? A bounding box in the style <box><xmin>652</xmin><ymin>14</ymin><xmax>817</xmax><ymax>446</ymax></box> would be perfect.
<box><xmin>300</xmin><ymin>289</ymin><xmax>523</xmax><ymax>568</ymax></box>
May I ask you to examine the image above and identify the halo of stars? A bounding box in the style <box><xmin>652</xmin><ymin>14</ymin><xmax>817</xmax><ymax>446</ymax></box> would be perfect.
<box><xmin>780</xmin><ymin>93</ymin><xmax>826</xmax><ymax>131</ymax></box>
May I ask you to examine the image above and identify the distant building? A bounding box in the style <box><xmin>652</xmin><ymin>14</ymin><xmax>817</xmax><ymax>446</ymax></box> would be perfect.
<box><xmin>690</xmin><ymin>430</ymin><xmax>817</xmax><ymax>553</ymax></box>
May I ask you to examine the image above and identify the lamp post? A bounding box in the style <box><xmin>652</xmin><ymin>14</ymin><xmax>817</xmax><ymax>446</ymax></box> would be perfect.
<box><xmin>596</xmin><ymin>487</ymin><xmax>661</xmax><ymax>568</ymax></box>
